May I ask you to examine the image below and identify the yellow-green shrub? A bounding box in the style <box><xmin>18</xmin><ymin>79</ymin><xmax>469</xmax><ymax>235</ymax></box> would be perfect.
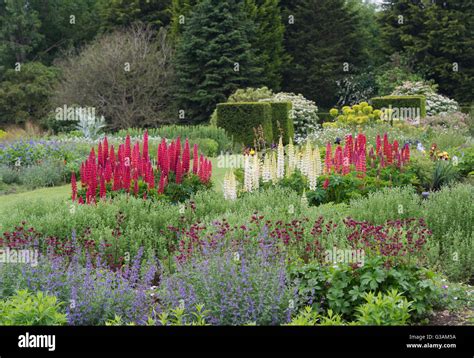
<box><xmin>325</xmin><ymin>102</ymin><xmax>383</xmax><ymax>128</ymax></box>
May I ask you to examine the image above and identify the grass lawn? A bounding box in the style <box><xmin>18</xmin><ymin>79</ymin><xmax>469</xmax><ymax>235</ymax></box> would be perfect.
<box><xmin>0</xmin><ymin>157</ymin><xmax>228</xmax><ymax>218</ymax></box>
<box><xmin>0</xmin><ymin>184</ymin><xmax>71</xmax><ymax>216</ymax></box>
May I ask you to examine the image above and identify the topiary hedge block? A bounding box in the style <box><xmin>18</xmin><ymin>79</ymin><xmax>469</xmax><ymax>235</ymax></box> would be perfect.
<box><xmin>269</xmin><ymin>102</ymin><xmax>294</xmax><ymax>144</ymax></box>
<box><xmin>216</xmin><ymin>102</ymin><xmax>273</xmax><ymax>147</ymax></box>
<box><xmin>371</xmin><ymin>95</ymin><xmax>427</xmax><ymax>120</ymax></box>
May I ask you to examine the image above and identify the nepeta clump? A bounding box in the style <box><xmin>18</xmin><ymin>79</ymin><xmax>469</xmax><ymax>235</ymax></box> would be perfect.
<box><xmin>0</xmin><ymin>235</ymin><xmax>158</xmax><ymax>325</ymax></box>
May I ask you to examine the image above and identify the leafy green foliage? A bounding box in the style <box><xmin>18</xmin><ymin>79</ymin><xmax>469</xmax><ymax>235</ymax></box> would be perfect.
<box><xmin>286</xmin><ymin>307</ymin><xmax>345</xmax><ymax>326</ymax></box>
<box><xmin>347</xmin><ymin>183</ymin><xmax>474</xmax><ymax>282</ymax></box>
<box><xmin>0</xmin><ymin>62</ymin><xmax>59</xmax><ymax>124</ymax></box>
<box><xmin>374</xmin><ymin>53</ymin><xmax>425</xmax><ymax>96</ymax></box>
<box><xmin>0</xmin><ymin>290</ymin><xmax>67</xmax><ymax>326</ymax></box>
<box><xmin>20</xmin><ymin>159</ymin><xmax>67</xmax><ymax>189</ymax></box>
<box><xmin>289</xmin><ymin>257</ymin><xmax>441</xmax><ymax>321</ymax></box>
<box><xmin>30</xmin><ymin>0</ymin><xmax>102</xmax><ymax>64</ymax></box>
<box><xmin>169</xmin><ymin>0</ymin><xmax>198</xmax><ymax>39</ymax></box>
<box><xmin>105</xmin><ymin>304</ymin><xmax>211</xmax><ymax>326</ymax></box>
<box><xmin>306</xmin><ymin>168</ymin><xmax>419</xmax><ymax>206</ymax></box>
<box><xmin>422</xmin><ymin>183</ymin><xmax>474</xmax><ymax>282</ymax></box>
<box><xmin>430</xmin><ymin>161</ymin><xmax>459</xmax><ymax>191</ymax></box>
<box><xmin>156</xmin><ymin>304</ymin><xmax>210</xmax><ymax>326</ymax></box>
<box><xmin>355</xmin><ymin>289</ymin><xmax>413</xmax><ymax>326</ymax></box>
<box><xmin>454</xmin><ymin>146</ymin><xmax>474</xmax><ymax>177</ymax></box>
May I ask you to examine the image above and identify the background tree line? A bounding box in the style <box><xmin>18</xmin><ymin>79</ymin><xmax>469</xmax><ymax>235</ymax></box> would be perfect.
<box><xmin>0</xmin><ymin>0</ymin><xmax>472</xmax><ymax>128</ymax></box>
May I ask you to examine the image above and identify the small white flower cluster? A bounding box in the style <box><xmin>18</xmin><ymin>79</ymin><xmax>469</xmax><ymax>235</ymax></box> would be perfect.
<box><xmin>261</xmin><ymin>92</ymin><xmax>320</xmax><ymax>144</ymax></box>
<box><xmin>235</xmin><ymin>137</ymin><xmax>323</xmax><ymax>199</ymax></box>
<box><xmin>296</xmin><ymin>141</ymin><xmax>322</xmax><ymax>191</ymax></box>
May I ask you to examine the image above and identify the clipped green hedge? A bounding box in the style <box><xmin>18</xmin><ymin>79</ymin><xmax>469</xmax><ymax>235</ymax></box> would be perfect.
<box><xmin>371</xmin><ymin>95</ymin><xmax>427</xmax><ymax>120</ymax></box>
<box><xmin>216</xmin><ymin>102</ymin><xmax>273</xmax><ymax>146</ymax></box>
<box><xmin>269</xmin><ymin>102</ymin><xmax>293</xmax><ymax>144</ymax></box>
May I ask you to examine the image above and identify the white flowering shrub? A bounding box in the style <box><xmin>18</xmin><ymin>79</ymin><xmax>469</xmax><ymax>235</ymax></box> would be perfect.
<box><xmin>262</xmin><ymin>92</ymin><xmax>319</xmax><ymax>144</ymax></box>
<box><xmin>392</xmin><ymin>81</ymin><xmax>459</xmax><ymax>116</ymax></box>
<box><xmin>210</xmin><ymin>87</ymin><xmax>274</xmax><ymax>126</ymax></box>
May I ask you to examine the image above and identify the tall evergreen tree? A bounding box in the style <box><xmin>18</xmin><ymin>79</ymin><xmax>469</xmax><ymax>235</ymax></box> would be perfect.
<box><xmin>250</xmin><ymin>0</ymin><xmax>287</xmax><ymax>90</ymax></box>
<box><xmin>0</xmin><ymin>0</ymin><xmax>43</xmax><ymax>69</ymax></box>
<box><xmin>282</xmin><ymin>0</ymin><xmax>365</xmax><ymax>109</ymax></box>
<box><xmin>98</xmin><ymin>0</ymin><xmax>172</xmax><ymax>32</ymax></box>
<box><xmin>174</xmin><ymin>0</ymin><xmax>263</xmax><ymax>123</ymax></box>
<box><xmin>172</xmin><ymin>0</ymin><xmax>285</xmax><ymax>90</ymax></box>
<box><xmin>380</xmin><ymin>0</ymin><xmax>474</xmax><ymax>103</ymax></box>
<box><xmin>29</xmin><ymin>0</ymin><xmax>101</xmax><ymax>64</ymax></box>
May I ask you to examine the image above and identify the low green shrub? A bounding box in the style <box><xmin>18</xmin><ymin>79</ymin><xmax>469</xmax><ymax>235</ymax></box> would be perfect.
<box><xmin>289</xmin><ymin>257</ymin><xmax>441</xmax><ymax>321</ymax></box>
<box><xmin>191</xmin><ymin>138</ymin><xmax>219</xmax><ymax>157</ymax></box>
<box><xmin>21</xmin><ymin>160</ymin><xmax>67</xmax><ymax>189</ymax></box>
<box><xmin>286</xmin><ymin>307</ymin><xmax>345</xmax><ymax>326</ymax></box>
<box><xmin>454</xmin><ymin>145</ymin><xmax>474</xmax><ymax>176</ymax></box>
<box><xmin>116</xmin><ymin>125</ymin><xmax>232</xmax><ymax>153</ymax></box>
<box><xmin>346</xmin><ymin>183</ymin><xmax>474</xmax><ymax>282</ymax></box>
<box><xmin>429</xmin><ymin>129</ymin><xmax>471</xmax><ymax>151</ymax></box>
<box><xmin>346</xmin><ymin>186</ymin><xmax>422</xmax><ymax>224</ymax></box>
<box><xmin>354</xmin><ymin>290</ymin><xmax>412</xmax><ymax>326</ymax></box>
<box><xmin>0</xmin><ymin>290</ymin><xmax>67</xmax><ymax>326</ymax></box>
<box><xmin>422</xmin><ymin>183</ymin><xmax>474</xmax><ymax>282</ymax></box>
<box><xmin>105</xmin><ymin>304</ymin><xmax>211</xmax><ymax>326</ymax></box>
<box><xmin>0</xmin><ymin>165</ymin><xmax>21</xmax><ymax>185</ymax></box>
<box><xmin>216</xmin><ymin>102</ymin><xmax>273</xmax><ymax>147</ymax></box>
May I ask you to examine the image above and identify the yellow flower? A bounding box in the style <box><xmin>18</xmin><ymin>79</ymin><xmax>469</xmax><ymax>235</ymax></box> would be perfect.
<box><xmin>329</xmin><ymin>108</ymin><xmax>339</xmax><ymax>117</ymax></box>
<box><xmin>362</xmin><ymin>106</ymin><xmax>373</xmax><ymax>115</ymax></box>
<box><xmin>373</xmin><ymin>110</ymin><xmax>382</xmax><ymax>119</ymax></box>
<box><xmin>249</xmin><ymin>149</ymin><xmax>255</xmax><ymax>156</ymax></box>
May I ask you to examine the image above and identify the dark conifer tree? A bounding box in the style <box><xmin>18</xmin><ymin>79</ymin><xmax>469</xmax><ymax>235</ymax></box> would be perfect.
<box><xmin>174</xmin><ymin>0</ymin><xmax>263</xmax><ymax>123</ymax></box>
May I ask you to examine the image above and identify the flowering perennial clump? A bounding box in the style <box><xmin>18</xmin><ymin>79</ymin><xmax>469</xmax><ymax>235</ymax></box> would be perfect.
<box><xmin>237</xmin><ymin>137</ymin><xmax>323</xmax><ymax>196</ymax></box>
<box><xmin>73</xmin><ymin>131</ymin><xmax>212</xmax><ymax>204</ymax></box>
<box><xmin>230</xmin><ymin>133</ymin><xmax>411</xmax><ymax>200</ymax></box>
<box><xmin>223</xmin><ymin>171</ymin><xmax>237</xmax><ymax>200</ymax></box>
<box><xmin>324</xmin><ymin>133</ymin><xmax>410</xmax><ymax>177</ymax></box>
